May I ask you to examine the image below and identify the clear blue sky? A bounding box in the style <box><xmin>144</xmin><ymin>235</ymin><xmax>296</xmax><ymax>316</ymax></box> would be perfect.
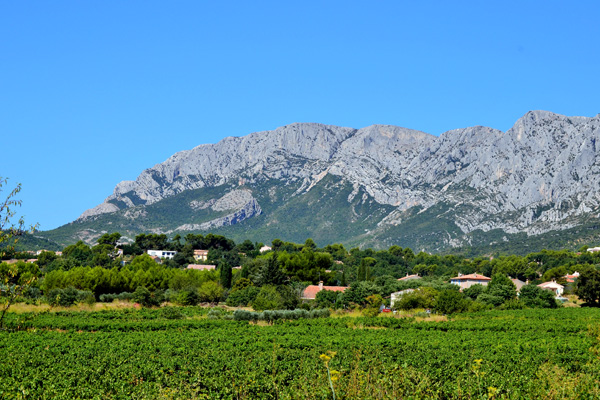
<box><xmin>1</xmin><ymin>1</ymin><xmax>599</xmax><ymax>231</ymax></box>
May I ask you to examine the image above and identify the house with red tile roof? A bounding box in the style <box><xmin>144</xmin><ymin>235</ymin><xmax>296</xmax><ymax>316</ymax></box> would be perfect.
<box><xmin>301</xmin><ymin>281</ymin><xmax>348</xmax><ymax>300</ymax></box>
<box><xmin>564</xmin><ymin>272</ymin><xmax>580</xmax><ymax>283</ymax></box>
<box><xmin>193</xmin><ymin>250</ymin><xmax>209</xmax><ymax>261</ymax></box>
<box><xmin>450</xmin><ymin>273</ymin><xmax>491</xmax><ymax>290</ymax></box>
<box><xmin>398</xmin><ymin>274</ymin><xmax>421</xmax><ymax>281</ymax></box>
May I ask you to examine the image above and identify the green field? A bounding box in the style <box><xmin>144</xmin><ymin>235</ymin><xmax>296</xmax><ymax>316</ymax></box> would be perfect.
<box><xmin>2</xmin><ymin>308</ymin><xmax>600</xmax><ymax>399</ymax></box>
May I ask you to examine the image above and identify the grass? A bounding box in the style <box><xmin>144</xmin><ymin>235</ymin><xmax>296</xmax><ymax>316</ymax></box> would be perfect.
<box><xmin>9</xmin><ymin>300</ymin><xmax>139</xmax><ymax>314</ymax></box>
<box><xmin>330</xmin><ymin>308</ymin><xmax>448</xmax><ymax>322</ymax></box>
<box><xmin>563</xmin><ymin>294</ymin><xmax>584</xmax><ymax>307</ymax></box>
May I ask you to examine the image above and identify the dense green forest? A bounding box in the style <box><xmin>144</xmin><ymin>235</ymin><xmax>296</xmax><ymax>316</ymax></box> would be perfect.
<box><xmin>3</xmin><ymin>231</ymin><xmax>600</xmax><ymax>314</ymax></box>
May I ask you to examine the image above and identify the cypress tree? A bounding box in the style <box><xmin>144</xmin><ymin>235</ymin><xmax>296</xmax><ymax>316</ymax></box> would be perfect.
<box><xmin>358</xmin><ymin>262</ymin><xmax>366</xmax><ymax>281</ymax></box>
<box><xmin>220</xmin><ymin>262</ymin><xmax>233</xmax><ymax>289</ymax></box>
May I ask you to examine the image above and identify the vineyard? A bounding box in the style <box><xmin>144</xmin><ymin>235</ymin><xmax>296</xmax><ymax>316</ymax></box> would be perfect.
<box><xmin>2</xmin><ymin>308</ymin><xmax>600</xmax><ymax>399</ymax></box>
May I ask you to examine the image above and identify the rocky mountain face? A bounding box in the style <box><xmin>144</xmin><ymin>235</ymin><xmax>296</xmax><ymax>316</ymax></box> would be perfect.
<box><xmin>50</xmin><ymin>111</ymin><xmax>600</xmax><ymax>253</ymax></box>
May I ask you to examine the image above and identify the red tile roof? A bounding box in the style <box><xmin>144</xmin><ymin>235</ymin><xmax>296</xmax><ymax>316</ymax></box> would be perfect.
<box><xmin>186</xmin><ymin>264</ymin><xmax>216</xmax><ymax>270</ymax></box>
<box><xmin>301</xmin><ymin>285</ymin><xmax>348</xmax><ymax>300</ymax></box>
<box><xmin>398</xmin><ymin>274</ymin><xmax>421</xmax><ymax>281</ymax></box>
<box><xmin>538</xmin><ymin>281</ymin><xmax>564</xmax><ymax>289</ymax></box>
<box><xmin>564</xmin><ymin>273</ymin><xmax>580</xmax><ymax>283</ymax></box>
<box><xmin>450</xmin><ymin>273</ymin><xmax>491</xmax><ymax>281</ymax></box>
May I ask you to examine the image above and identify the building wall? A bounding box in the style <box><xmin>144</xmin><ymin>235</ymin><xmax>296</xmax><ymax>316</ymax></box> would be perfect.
<box><xmin>147</xmin><ymin>250</ymin><xmax>177</xmax><ymax>259</ymax></box>
<box><xmin>450</xmin><ymin>279</ymin><xmax>489</xmax><ymax>290</ymax></box>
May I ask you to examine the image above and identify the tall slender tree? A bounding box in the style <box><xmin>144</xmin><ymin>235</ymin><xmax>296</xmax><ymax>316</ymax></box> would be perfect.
<box><xmin>220</xmin><ymin>262</ymin><xmax>233</xmax><ymax>289</ymax></box>
<box><xmin>0</xmin><ymin>178</ymin><xmax>38</xmax><ymax>330</ymax></box>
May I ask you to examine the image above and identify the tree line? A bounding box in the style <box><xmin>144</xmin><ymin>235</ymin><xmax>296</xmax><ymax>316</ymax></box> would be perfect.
<box><xmin>2</xmin><ymin>231</ymin><xmax>600</xmax><ymax>311</ymax></box>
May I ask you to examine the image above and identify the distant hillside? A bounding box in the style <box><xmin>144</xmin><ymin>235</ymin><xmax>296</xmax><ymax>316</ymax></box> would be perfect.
<box><xmin>1</xmin><ymin>232</ymin><xmax>62</xmax><ymax>252</ymax></box>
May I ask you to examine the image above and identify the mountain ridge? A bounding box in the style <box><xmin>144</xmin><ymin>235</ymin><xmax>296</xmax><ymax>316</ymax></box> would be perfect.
<box><xmin>47</xmin><ymin>110</ymin><xmax>600</xmax><ymax>253</ymax></box>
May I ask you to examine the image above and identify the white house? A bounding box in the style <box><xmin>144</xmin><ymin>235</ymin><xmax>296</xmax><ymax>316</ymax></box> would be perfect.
<box><xmin>391</xmin><ymin>289</ymin><xmax>416</xmax><ymax>308</ymax></box>
<box><xmin>537</xmin><ymin>281</ymin><xmax>564</xmax><ymax>297</ymax></box>
<box><xmin>259</xmin><ymin>246</ymin><xmax>272</xmax><ymax>253</ymax></box>
<box><xmin>587</xmin><ymin>247</ymin><xmax>600</xmax><ymax>253</ymax></box>
<box><xmin>147</xmin><ymin>249</ymin><xmax>177</xmax><ymax>259</ymax></box>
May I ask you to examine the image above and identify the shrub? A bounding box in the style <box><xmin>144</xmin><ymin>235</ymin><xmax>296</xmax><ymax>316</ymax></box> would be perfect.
<box><xmin>362</xmin><ymin>307</ymin><xmax>380</xmax><ymax>317</ymax></box>
<box><xmin>252</xmin><ymin>285</ymin><xmax>283</xmax><ymax>311</ymax></box>
<box><xmin>262</xmin><ymin>310</ymin><xmax>274</xmax><ymax>323</ymax></box>
<box><xmin>160</xmin><ymin>306</ymin><xmax>185</xmax><ymax>320</ymax></box>
<box><xmin>309</xmin><ymin>308</ymin><xmax>328</xmax><ymax>318</ymax></box>
<box><xmin>198</xmin><ymin>281</ymin><xmax>224</xmax><ymax>304</ymax></box>
<box><xmin>539</xmin><ymin>289</ymin><xmax>560</xmax><ymax>308</ymax></box>
<box><xmin>176</xmin><ymin>289</ymin><xmax>200</xmax><ymax>306</ymax></box>
<box><xmin>46</xmin><ymin>287</ymin><xmax>93</xmax><ymax>307</ymax></box>
<box><xmin>434</xmin><ymin>289</ymin><xmax>469</xmax><ymax>315</ymax></box>
<box><xmin>520</xmin><ymin>284</ymin><xmax>559</xmax><ymax>308</ymax></box>
<box><xmin>500</xmin><ymin>299</ymin><xmax>526</xmax><ymax>310</ymax></box>
<box><xmin>232</xmin><ymin>308</ymin><xmax>329</xmax><ymax>322</ymax></box>
<box><xmin>207</xmin><ymin>308</ymin><xmax>224</xmax><ymax>320</ymax></box>
<box><xmin>463</xmin><ymin>284</ymin><xmax>485</xmax><ymax>300</ymax></box>
<box><xmin>477</xmin><ymin>293</ymin><xmax>505</xmax><ymax>307</ymax></box>
<box><xmin>362</xmin><ymin>294</ymin><xmax>383</xmax><ymax>317</ymax></box>
<box><xmin>468</xmin><ymin>300</ymin><xmax>489</xmax><ymax>312</ymax></box>
<box><xmin>99</xmin><ymin>292</ymin><xmax>132</xmax><ymax>302</ymax></box>
<box><xmin>396</xmin><ymin>287</ymin><xmax>438</xmax><ymax>310</ymax></box>
<box><xmin>576</xmin><ymin>268</ymin><xmax>600</xmax><ymax>305</ymax></box>
<box><xmin>233</xmin><ymin>309</ymin><xmax>252</xmax><ymax>321</ymax></box>
<box><xmin>226</xmin><ymin>286</ymin><xmax>260</xmax><ymax>307</ymax></box>
<box><xmin>277</xmin><ymin>284</ymin><xmax>301</xmax><ymax>310</ymax></box>
<box><xmin>23</xmin><ymin>287</ymin><xmax>42</xmax><ymax>300</ymax></box>
<box><xmin>342</xmin><ymin>281</ymin><xmax>382</xmax><ymax>306</ymax></box>
<box><xmin>46</xmin><ymin>288</ymin><xmax>76</xmax><ymax>307</ymax></box>
<box><xmin>81</xmin><ymin>291</ymin><xmax>96</xmax><ymax>306</ymax></box>
<box><xmin>131</xmin><ymin>286</ymin><xmax>161</xmax><ymax>307</ymax></box>
<box><xmin>231</xmin><ymin>277</ymin><xmax>253</xmax><ymax>292</ymax></box>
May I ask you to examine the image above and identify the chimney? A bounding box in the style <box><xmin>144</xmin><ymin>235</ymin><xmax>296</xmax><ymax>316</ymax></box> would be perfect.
<box><xmin>318</xmin><ymin>281</ymin><xmax>323</xmax><ymax>289</ymax></box>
